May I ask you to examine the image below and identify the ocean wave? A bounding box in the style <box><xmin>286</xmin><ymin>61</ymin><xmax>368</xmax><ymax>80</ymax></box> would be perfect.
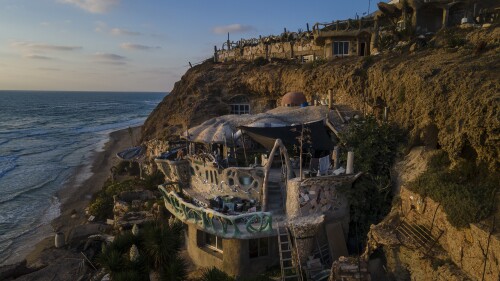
<box><xmin>0</xmin><ymin>156</ymin><xmax>18</xmax><ymax>179</ymax></box>
<box><xmin>0</xmin><ymin>128</ymin><xmax>52</xmax><ymax>139</ymax></box>
<box><xmin>0</xmin><ymin>175</ymin><xmax>57</xmax><ymax>204</ymax></box>
<box><xmin>74</xmin><ymin>117</ymin><xmax>146</xmax><ymax>134</ymax></box>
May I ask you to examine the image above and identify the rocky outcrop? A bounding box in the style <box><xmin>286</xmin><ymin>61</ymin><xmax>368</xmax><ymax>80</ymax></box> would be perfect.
<box><xmin>142</xmin><ymin>27</ymin><xmax>499</xmax><ymax>170</ymax></box>
<box><xmin>365</xmin><ymin>148</ymin><xmax>500</xmax><ymax>281</ymax></box>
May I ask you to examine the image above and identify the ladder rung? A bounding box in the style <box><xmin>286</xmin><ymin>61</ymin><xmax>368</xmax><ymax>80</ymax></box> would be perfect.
<box><xmin>284</xmin><ymin>276</ymin><xmax>298</xmax><ymax>279</ymax></box>
<box><xmin>283</xmin><ymin>266</ymin><xmax>295</xmax><ymax>270</ymax></box>
<box><xmin>281</xmin><ymin>250</ymin><xmax>292</xmax><ymax>253</ymax></box>
<box><xmin>282</xmin><ymin>258</ymin><xmax>293</xmax><ymax>262</ymax></box>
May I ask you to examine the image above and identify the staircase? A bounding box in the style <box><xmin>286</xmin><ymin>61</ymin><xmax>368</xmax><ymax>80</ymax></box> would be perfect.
<box><xmin>277</xmin><ymin>223</ymin><xmax>302</xmax><ymax>281</ymax></box>
<box><xmin>268</xmin><ymin>181</ymin><xmax>284</xmax><ymax>214</ymax></box>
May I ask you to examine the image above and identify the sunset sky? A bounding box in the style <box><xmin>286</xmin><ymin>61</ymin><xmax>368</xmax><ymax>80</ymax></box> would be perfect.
<box><xmin>0</xmin><ymin>0</ymin><xmax>377</xmax><ymax>92</ymax></box>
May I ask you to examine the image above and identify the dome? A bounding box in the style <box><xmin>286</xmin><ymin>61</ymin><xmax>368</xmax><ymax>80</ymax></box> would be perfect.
<box><xmin>281</xmin><ymin>92</ymin><xmax>307</xmax><ymax>107</ymax></box>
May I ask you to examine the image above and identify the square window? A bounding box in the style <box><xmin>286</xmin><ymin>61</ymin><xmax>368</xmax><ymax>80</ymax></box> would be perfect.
<box><xmin>333</xmin><ymin>41</ymin><xmax>349</xmax><ymax>56</ymax></box>
<box><xmin>205</xmin><ymin>232</ymin><xmax>223</xmax><ymax>252</ymax></box>
<box><xmin>249</xmin><ymin>238</ymin><xmax>269</xmax><ymax>258</ymax></box>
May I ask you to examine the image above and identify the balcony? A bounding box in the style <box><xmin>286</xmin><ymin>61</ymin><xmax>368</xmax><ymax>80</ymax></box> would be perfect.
<box><xmin>159</xmin><ymin>185</ymin><xmax>275</xmax><ymax>239</ymax></box>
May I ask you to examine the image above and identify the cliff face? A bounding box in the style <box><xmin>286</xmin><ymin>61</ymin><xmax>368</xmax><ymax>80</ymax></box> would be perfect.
<box><xmin>142</xmin><ymin>27</ymin><xmax>499</xmax><ymax>169</ymax></box>
<box><xmin>365</xmin><ymin>147</ymin><xmax>500</xmax><ymax>281</ymax></box>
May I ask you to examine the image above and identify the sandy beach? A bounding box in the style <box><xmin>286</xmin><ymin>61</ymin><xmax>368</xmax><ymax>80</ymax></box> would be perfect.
<box><xmin>1</xmin><ymin>126</ymin><xmax>142</xmax><ymax>280</ymax></box>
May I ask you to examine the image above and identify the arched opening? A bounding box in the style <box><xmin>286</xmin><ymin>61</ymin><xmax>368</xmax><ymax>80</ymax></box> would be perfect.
<box><xmin>228</xmin><ymin>95</ymin><xmax>250</xmax><ymax>115</ymax></box>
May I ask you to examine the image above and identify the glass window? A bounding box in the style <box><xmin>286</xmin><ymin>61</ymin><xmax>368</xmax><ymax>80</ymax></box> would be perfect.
<box><xmin>205</xmin><ymin>232</ymin><xmax>223</xmax><ymax>252</ymax></box>
<box><xmin>249</xmin><ymin>238</ymin><xmax>269</xmax><ymax>258</ymax></box>
<box><xmin>333</xmin><ymin>41</ymin><xmax>350</xmax><ymax>56</ymax></box>
<box><xmin>230</xmin><ymin>104</ymin><xmax>250</xmax><ymax>115</ymax></box>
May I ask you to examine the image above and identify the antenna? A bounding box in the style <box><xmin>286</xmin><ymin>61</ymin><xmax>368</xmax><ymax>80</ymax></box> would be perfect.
<box><xmin>367</xmin><ymin>0</ymin><xmax>371</xmax><ymax>16</ymax></box>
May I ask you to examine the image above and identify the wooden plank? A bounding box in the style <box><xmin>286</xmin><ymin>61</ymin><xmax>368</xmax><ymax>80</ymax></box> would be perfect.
<box><xmin>325</xmin><ymin>222</ymin><xmax>348</xmax><ymax>262</ymax></box>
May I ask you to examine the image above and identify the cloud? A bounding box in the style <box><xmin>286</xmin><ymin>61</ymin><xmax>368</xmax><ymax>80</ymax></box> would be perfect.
<box><xmin>93</xmin><ymin>53</ymin><xmax>126</xmax><ymax>60</ymax></box>
<box><xmin>212</xmin><ymin>24</ymin><xmax>256</xmax><ymax>35</ymax></box>
<box><xmin>120</xmin><ymin>43</ymin><xmax>161</xmax><ymax>51</ymax></box>
<box><xmin>11</xmin><ymin>41</ymin><xmax>82</xmax><ymax>52</ymax></box>
<box><xmin>92</xmin><ymin>52</ymin><xmax>127</xmax><ymax>65</ymax></box>
<box><xmin>95</xmin><ymin>22</ymin><xmax>145</xmax><ymax>37</ymax></box>
<box><xmin>23</xmin><ymin>54</ymin><xmax>54</xmax><ymax>60</ymax></box>
<box><xmin>110</xmin><ymin>28</ymin><xmax>142</xmax><ymax>36</ymax></box>
<box><xmin>58</xmin><ymin>0</ymin><xmax>120</xmax><ymax>14</ymax></box>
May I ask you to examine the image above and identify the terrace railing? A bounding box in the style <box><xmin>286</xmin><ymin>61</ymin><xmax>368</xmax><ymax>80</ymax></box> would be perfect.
<box><xmin>313</xmin><ymin>18</ymin><xmax>375</xmax><ymax>34</ymax></box>
<box><xmin>159</xmin><ymin>185</ymin><xmax>274</xmax><ymax>238</ymax></box>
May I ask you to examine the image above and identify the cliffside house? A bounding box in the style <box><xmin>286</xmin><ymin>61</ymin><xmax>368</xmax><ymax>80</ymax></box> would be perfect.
<box><xmin>312</xmin><ymin>18</ymin><xmax>376</xmax><ymax>58</ymax></box>
<box><xmin>377</xmin><ymin>0</ymin><xmax>500</xmax><ymax>34</ymax></box>
<box><xmin>155</xmin><ymin>104</ymin><xmax>362</xmax><ymax>278</ymax></box>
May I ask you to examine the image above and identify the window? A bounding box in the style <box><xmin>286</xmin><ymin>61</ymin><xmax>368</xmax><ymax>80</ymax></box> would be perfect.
<box><xmin>249</xmin><ymin>237</ymin><xmax>269</xmax><ymax>258</ymax></box>
<box><xmin>333</xmin><ymin>41</ymin><xmax>350</xmax><ymax>56</ymax></box>
<box><xmin>205</xmin><ymin>232</ymin><xmax>223</xmax><ymax>253</ymax></box>
<box><xmin>230</xmin><ymin>104</ymin><xmax>250</xmax><ymax>115</ymax></box>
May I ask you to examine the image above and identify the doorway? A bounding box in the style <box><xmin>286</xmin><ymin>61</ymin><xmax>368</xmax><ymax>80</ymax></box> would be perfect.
<box><xmin>359</xmin><ymin>42</ymin><xmax>366</xmax><ymax>56</ymax></box>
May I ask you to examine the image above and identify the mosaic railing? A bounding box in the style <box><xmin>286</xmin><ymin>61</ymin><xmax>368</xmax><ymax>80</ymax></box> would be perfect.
<box><xmin>159</xmin><ymin>185</ymin><xmax>274</xmax><ymax>238</ymax></box>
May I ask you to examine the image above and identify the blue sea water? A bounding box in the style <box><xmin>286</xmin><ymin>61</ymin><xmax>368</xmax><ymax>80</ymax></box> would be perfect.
<box><xmin>0</xmin><ymin>91</ymin><xmax>164</xmax><ymax>264</ymax></box>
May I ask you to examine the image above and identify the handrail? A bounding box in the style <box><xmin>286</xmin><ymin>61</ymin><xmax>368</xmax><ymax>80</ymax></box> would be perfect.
<box><xmin>159</xmin><ymin>185</ymin><xmax>273</xmax><ymax>238</ymax></box>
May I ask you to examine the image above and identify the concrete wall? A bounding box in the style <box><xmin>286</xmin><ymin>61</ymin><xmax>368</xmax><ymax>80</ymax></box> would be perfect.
<box><xmin>186</xmin><ymin>224</ymin><xmax>280</xmax><ymax>277</ymax></box>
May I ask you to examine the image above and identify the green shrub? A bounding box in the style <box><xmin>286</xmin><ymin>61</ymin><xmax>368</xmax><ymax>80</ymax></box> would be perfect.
<box><xmin>198</xmin><ymin>267</ymin><xmax>235</xmax><ymax>281</ymax></box>
<box><xmin>88</xmin><ymin>179</ymin><xmax>142</xmax><ymax>220</ymax></box>
<box><xmin>409</xmin><ymin>151</ymin><xmax>498</xmax><ymax>228</ymax></box>
<box><xmin>440</xmin><ymin>29</ymin><xmax>467</xmax><ymax>48</ymax></box>
<box><xmin>161</xmin><ymin>255</ymin><xmax>188</xmax><ymax>281</ymax></box>
<box><xmin>143</xmin><ymin>170</ymin><xmax>165</xmax><ymax>190</ymax></box>
<box><xmin>98</xmin><ymin>220</ymin><xmax>187</xmax><ymax>280</ymax></box>
<box><xmin>339</xmin><ymin>115</ymin><xmax>405</xmax><ymax>251</ymax></box>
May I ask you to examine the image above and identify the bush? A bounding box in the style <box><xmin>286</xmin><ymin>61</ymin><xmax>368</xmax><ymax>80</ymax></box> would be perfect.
<box><xmin>88</xmin><ymin>179</ymin><xmax>143</xmax><ymax>220</ymax></box>
<box><xmin>198</xmin><ymin>267</ymin><xmax>235</xmax><ymax>281</ymax></box>
<box><xmin>440</xmin><ymin>29</ymin><xmax>467</xmax><ymax>48</ymax></box>
<box><xmin>98</xmin><ymin>220</ymin><xmax>187</xmax><ymax>281</ymax></box>
<box><xmin>409</xmin><ymin>151</ymin><xmax>498</xmax><ymax>228</ymax></box>
<box><xmin>339</xmin><ymin>115</ymin><xmax>405</xmax><ymax>251</ymax></box>
<box><xmin>143</xmin><ymin>170</ymin><xmax>165</xmax><ymax>190</ymax></box>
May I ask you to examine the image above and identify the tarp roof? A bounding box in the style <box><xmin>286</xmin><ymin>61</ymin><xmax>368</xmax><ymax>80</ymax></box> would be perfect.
<box><xmin>183</xmin><ymin>105</ymin><xmax>355</xmax><ymax>145</ymax></box>
<box><xmin>240</xmin><ymin>119</ymin><xmax>334</xmax><ymax>151</ymax></box>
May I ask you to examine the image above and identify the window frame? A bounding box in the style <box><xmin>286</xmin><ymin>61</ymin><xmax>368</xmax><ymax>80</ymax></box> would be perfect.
<box><xmin>249</xmin><ymin>237</ymin><xmax>269</xmax><ymax>259</ymax></box>
<box><xmin>205</xmin><ymin>232</ymin><xmax>223</xmax><ymax>253</ymax></box>
<box><xmin>230</xmin><ymin>103</ymin><xmax>250</xmax><ymax>115</ymax></box>
<box><xmin>333</xmin><ymin>41</ymin><xmax>350</xmax><ymax>56</ymax></box>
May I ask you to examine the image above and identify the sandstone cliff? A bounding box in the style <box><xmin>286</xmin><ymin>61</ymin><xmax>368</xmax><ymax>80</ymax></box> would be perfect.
<box><xmin>142</xmin><ymin>27</ymin><xmax>499</xmax><ymax>170</ymax></box>
<box><xmin>141</xmin><ymin>26</ymin><xmax>499</xmax><ymax>280</ymax></box>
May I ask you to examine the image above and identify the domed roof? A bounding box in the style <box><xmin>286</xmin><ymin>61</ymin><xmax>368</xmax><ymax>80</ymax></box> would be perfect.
<box><xmin>281</xmin><ymin>91</ymin><xmax>307</xmax><ymax>107</ymax></box>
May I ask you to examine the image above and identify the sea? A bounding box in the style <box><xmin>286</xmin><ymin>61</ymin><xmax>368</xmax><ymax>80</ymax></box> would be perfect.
<box><xmin>0</xmin><ymin>91</ymin><xmax>165</xmax><ymax>265</ymax></box>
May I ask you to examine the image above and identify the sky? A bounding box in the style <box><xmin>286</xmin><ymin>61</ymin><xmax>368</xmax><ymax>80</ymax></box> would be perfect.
<box><xmin>0</xmin><ymin>0</ymin><xmax>378</xmax><ymax>92</ymax></box>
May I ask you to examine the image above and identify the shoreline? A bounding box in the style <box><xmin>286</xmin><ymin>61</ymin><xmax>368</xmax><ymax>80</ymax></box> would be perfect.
<box><xmin>4</xmin><ymin>126</ymin><xmax>142</xmax><ymax>268</ymax></box>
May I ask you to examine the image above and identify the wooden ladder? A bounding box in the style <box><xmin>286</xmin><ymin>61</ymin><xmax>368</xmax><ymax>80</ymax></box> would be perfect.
<box><xmin>278</xmin><ymin>223</ymin><xmax>303</xmax><ymax>281</ymax></box>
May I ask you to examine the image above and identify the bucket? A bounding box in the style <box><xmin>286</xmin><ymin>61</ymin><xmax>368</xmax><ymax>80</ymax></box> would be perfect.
<box><xmin>55</xmin><ymin>232</ymin><xmax>65</xmax><ymax>248</ymax></box>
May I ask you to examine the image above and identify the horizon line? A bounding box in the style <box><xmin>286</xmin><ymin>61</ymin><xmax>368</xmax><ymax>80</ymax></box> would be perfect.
<box><xmin>0</xmin><ymin>90</ymin><xmax>169</xmax><ymax>93</ymax></box>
